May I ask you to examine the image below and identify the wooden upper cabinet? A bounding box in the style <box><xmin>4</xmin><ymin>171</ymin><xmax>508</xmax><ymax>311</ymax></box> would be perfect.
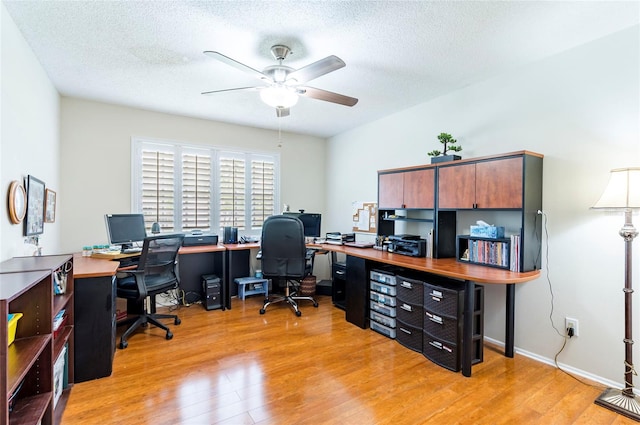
<box><xmin>403</xmin><ymin>169</ymin><xmax>434</xmax><ymax>209</ymax></box>
<box><xmin>475</xmin><ymin>157</ymin><xmax>522</xmax><ymax>209</ymax></box>
<box><xmin>378</xmin><ymin>168</ymin><xmax>434</xmax><ymax>209</ymax></box>
<box><xmin>438</xmin><ymin>156</ymin><xmax>523</xmax><ymax>209</ymax></box>
<box><xmin>378</xmin><ymin>172</ymin><xmax>404</xmax><ymax>209</ymax></box>
<box><xmin>437</xmin><ymin>163</ymin><xmax>476</xmax><ymax>209</ymax></box>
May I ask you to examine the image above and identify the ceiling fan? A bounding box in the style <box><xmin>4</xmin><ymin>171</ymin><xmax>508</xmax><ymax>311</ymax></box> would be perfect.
<box><xmin>202</xmin><ymin>44</ymin><xmax>358</xmax><ymax>117</ymax></box>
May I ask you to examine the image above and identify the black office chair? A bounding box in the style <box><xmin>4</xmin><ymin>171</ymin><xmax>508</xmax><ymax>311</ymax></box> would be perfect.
<box><xmin>259</xmin><ymin>215</ymin><xmax>318</xmax><ymax>316</ymax></box>
<box><xmin>116</xmin><ymin>233</ymin><xmax>185</xmax><ymax>348</ymax></box>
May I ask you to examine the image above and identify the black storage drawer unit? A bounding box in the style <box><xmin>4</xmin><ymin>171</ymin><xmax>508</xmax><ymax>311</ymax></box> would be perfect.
<box><xmin>397</xmin><ymin>320</ymin><xmax>422</xmax><ymax>352</ymax></box>
<box><xmin>396</xmin><ymin>300</ymin><xmax>423</xmax><ymax>328</ymax></box>
<box><xmin>396</xmin><ymin>275</ymin><xmax>424</xmax><ymax>305</ymax></box>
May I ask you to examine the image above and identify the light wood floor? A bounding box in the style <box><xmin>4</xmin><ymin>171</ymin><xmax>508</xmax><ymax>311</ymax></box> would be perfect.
<box><xmin>62</xmin><ymin>294</ymin><xmax>634</xmax><ymax>424</ymax></box>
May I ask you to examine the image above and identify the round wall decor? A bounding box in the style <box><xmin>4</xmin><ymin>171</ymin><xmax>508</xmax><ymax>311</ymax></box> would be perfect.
<box><xmin>8</xmin><ymin>180</ymin><xmax>27</xmax><ymax>224</ymax></box>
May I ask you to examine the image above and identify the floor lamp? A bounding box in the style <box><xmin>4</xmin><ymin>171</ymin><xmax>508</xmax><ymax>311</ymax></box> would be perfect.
<box><xmin>592</xmin><ymin>167</ymin><xmax>640</xmax><ymax>421</ymax></box>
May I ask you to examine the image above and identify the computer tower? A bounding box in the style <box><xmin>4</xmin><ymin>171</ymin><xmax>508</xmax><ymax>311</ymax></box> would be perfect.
<box><xmin>201</xmin><ymin>274</ymin><xmax>222</xmax><ymax>311</ymax></box>
<box><xmin>223</xmin><ymin>226</ymin><xmax>238</xmax><ymax>244</ymax></box>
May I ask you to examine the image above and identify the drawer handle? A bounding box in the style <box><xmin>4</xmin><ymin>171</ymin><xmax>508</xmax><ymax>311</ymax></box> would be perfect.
<box><xmin>335</xmin><ymin>270</ymin><xmax>346</xmax><ymax>276</ymax></box>
<box><xmin>426</xmin><ymin>312</ymin><xmax>443</xmax><ymax>325</ymax></box>
<box><xmin>429</xmin><ymin>340</ymin><xmax>443</xmax><ymax>349</ymax></box>
<box><xmin>400</xmin><ymin>303</ymin><xmax>412</xmax><ymax>312</ymax></box>
<box><xmin>400</xmin><ymin>327</ymin><xmax>412</xmax><ymax>335</ymax></box>
<box><xmin>430</xmin><ymin>290</ymin><xmax>443</xmax><ymax>298</ymax></box>
<box><xmin>400</xmin><ymin>281</ymin><xmax>413</xmax><ymax>289</ymax></box>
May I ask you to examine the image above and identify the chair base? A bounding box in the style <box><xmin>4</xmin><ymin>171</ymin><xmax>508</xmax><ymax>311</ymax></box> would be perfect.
<box><xmin>117</xmin><ymin>312</ymin><xmax>181</xmax><ymax>349</ymax></box>
<box><xmin>259</xmin><ymin>281</ymin><xmax>318</xmax><ymax>317</ymax></box>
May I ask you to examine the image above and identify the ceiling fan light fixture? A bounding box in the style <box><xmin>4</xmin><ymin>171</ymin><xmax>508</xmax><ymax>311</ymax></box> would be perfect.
<box><xmin>260</xmin><ymin>86</ymin><xmax>298</xmax><ymax>109</ymax></box>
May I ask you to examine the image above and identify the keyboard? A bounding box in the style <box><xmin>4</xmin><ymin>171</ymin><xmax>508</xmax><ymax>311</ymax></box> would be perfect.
<box><xmin>122</xmin><ymin>247</ymin><xmax>142</xmax><ymax>254</ymax></box>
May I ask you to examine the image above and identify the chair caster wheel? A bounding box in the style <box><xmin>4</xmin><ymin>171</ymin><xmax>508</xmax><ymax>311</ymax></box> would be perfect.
<box><xmin>259</xmin><ymin>309</ymin><xmax>266</xmax><ymax>314</ymax></box>
<box><xmin>296</xmin><ymin>311</ymin><xmax>302</xmax><ymax>317</ymax></box>
<box><xmin>313</xmin><ymin>302</ymin><xmax>318</xmax><ymax>308</ymax></box>
<box><xmin>175</xmin><ymin>317</ymin><xmax>181</xmax><ymax>325</ymax></box>
<box><xmin>119</xmin><ymin>341</ymin><xmax>128</xmax><ymax>349</ymax></box>
<box><xmin>166</xmin><ymin>331</ymin><xmax>173</xmax><ymax>340</ymax></box>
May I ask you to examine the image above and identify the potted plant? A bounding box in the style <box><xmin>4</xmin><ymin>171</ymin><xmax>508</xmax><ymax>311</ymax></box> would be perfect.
<box><xmin>428</xmin><ymin>133</ymin><xmax>462</xmax><ymax>164</ymax></box>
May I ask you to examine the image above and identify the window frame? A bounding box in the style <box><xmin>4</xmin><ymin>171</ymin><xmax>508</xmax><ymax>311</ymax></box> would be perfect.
<box><xmin>131</xmin><ymin>137</ymin><xmax>280</xmax><ymax>234</ymax></box>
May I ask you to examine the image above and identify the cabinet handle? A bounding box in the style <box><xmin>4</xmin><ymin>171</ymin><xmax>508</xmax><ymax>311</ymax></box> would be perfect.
<box><xmin>335</xmin><ymin>270</ymin><xmax>345</xmax><ymax>276</ymax></box>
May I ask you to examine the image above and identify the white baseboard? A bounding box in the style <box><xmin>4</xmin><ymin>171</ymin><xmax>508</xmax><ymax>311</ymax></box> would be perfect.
<box><xmin>483</xmin><ymin>336</ymin><xmax>625</xmax><ymax>392</ymax></box>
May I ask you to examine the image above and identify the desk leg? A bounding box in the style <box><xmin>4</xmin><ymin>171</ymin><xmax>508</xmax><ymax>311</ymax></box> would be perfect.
<box><xmin>505</xmin><ymin>283</ymin><xmax>515</xmax><ymax>358</ymax></box>
<box><xmin>462</xmin><ymin>279</ymin><xmax>474</xmax><ymax>377</ymax></box>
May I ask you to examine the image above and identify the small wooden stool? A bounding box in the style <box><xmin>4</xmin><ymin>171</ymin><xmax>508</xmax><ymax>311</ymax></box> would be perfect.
<box><xmin>234</xmin><ymin>277</ymin><xmax>269</xmax><ymax>300</ymax></box>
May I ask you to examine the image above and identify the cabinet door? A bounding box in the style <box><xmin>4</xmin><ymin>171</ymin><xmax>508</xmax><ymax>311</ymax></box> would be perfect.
<box><xmin>403</xmin><ymin>169</ymin><xmax>434</xmax><ymax>209</ymax></box>
<box><xmin>378</xmin><ymin>172</ymin><xmax>404</xmax><ymax>209</ymax></box>
<box><xmin>438</xmin><ymin>163</ymin><xmax>476</xmax><ymax>208</ymax></box>
<box><xmin>475</xmin><ymin>157</ymin><xmax>523</xmax><ymax>208</ymax></box>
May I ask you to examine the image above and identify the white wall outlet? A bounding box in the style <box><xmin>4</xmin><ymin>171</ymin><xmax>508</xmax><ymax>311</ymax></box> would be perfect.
<box><xmin>565</xmin><ymin>317</ymin><xmax>579</xmax><ymax>337</ymax></box>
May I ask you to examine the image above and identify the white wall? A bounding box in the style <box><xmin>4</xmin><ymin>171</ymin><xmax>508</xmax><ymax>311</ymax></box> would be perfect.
<box><xmin>1</xmin><ymin>3</ymin><xmax>60</xmax><ymax>261</ymax></box>
<box><xmin>59</xmin><ymin>98</ymin><xmax>329</xmax><ymax>276</ymax></box>
<box><xmin>326</xmin><ymin>25</ymin><xmax>640</xmax><ymax>387</ymax></box>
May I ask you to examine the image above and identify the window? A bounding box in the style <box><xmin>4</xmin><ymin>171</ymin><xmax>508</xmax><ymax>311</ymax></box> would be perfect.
<box><xmin>132</xmin><ymin>138</ymin><xmax>279</xmax><ymax>233</ymax></box>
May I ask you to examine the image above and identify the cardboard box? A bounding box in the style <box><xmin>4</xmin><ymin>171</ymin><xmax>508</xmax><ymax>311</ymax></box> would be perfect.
<box><xmin>469</xmin><ymin>225</ymin><xmax>505</xmax><ymax>239</ymax></box>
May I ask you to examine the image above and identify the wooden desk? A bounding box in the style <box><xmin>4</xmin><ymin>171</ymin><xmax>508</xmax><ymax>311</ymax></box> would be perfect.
<box><xmin>311</xmin><ymin>243</ymin><xmax>541</xmax><ymax>377</ymax></box>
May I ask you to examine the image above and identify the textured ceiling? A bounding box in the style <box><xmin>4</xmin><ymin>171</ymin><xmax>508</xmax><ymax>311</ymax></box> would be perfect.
<box><xmin>4</xmin><ymin>1</ymin><xmax>639</xmax><ymax>138</ymax></box>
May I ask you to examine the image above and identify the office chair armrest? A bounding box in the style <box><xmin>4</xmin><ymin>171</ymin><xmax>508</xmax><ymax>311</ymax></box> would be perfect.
<box><xmin>120</xmin><ymin>269</ymin><xmax>149</xmax><ymax>300</ymax></box>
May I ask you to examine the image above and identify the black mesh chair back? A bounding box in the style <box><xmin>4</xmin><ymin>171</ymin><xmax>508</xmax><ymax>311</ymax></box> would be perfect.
<box><xmin>259</xmin><ymin>215</ymin><xmax>318</xmax><ymax>316</ymax></box>
<box><xmin>116</xmin><ymin>233</ymin><xmax>185</xmax><ymax>348</ymax></box>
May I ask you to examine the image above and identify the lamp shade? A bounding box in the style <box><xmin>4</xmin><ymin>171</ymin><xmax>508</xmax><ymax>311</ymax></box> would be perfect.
<box><xmin>151</xmin><ymin>222</ymin><xmax>161</xmax><ymax>234</ymax></box>
<box><xmin>260</xmin><ymin>86</ymin><xmax>298</xmax><ymax>109</ymax></box>
<box><xmin>592</xmin><ymin>167</ymin><xmax>640</xmax><ymax>210</ymax></box>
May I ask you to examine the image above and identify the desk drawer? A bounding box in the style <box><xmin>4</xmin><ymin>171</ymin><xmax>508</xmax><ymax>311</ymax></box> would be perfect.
<box><xmin>370</xmin><ymin>291</ymin><xmax>396</xmax><ymax>307</ymax></box>
<box><xmin>370</xmin><ymin>311</ymin><xmax>396</xmax><ymax>328</ymax></box>
<box><xmin>396</xmin><ymin>301</ymin><xmax>423</xmax><ymax>328</ymax></box>
<box><xmin>370</xmin><ymin>270</ymin><xmax>396</xmax><ymax>286</ymax></box>
<box><xmin>423</xmin><ymin>283</ymin><xmax>462</xmax><ymax>317</ymax></box>
<box><xmin>424</xmin><ymin>309</ymin><xmax>461</xmax><ymax>345</ymax></box>
<box><xmin>370</xmin><ymin>300</ymin><xmax>396</xmax><ymax>317</ymax></box>
<box><xmin>370</xmin><ymin>281</ymin><xmax>397</xmax><ymax>296</ymax></box>
<box><xmin>397</xmin><ymin>320</ymin><xmax>422</xmax><ymax>352</ymax></box>
<box><xmin>423</xmin><ymin>331</ymin><xmax>460</xmax><ymax>372</ymax></box>
<box><xmin>371</xmin><ymin>321</ymin><xmax>396</xmax><ymax>339</ymax></box>
<box><xmin>396</xmin><ymin>275</ymin><xmax>424</xmax><ymax>306</ymax></box>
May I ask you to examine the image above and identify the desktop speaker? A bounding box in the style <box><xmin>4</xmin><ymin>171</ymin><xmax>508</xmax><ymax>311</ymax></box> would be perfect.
<box><xmin>223</xmin><ymin>227</ymin><xmax>238</xmax><ymax>244</ymax></box>
<box><xmin>201</xmin><ymin>274</ymin><xmax>222</xmax><ymax>311</ymax></box>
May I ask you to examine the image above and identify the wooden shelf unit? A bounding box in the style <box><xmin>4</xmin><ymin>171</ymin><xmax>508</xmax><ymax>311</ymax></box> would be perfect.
<box><xmin>377</xmin><ymin>151</ymin><xmax>543</xmax><ymax>271</ymax></box>
<box><xmin>1</xmin><ymin>255</ymin><xmax>74</xmax><ymax>425</ymax></box>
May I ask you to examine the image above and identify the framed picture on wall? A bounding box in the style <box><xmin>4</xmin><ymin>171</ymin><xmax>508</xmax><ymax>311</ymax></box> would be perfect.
<box><xmin>45</xmin><ymin>188</ymin><xmax>56</xmax><ymax>223</ymax></box>
<box><xmin>25</xmin><ymin>175</ymin><xmax>45</xmax><ymax>236</ymax></box>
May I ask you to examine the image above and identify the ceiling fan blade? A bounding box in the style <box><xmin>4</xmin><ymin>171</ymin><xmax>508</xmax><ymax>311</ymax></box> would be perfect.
<box><xmin>276</xmin><ymin>107</ymin><xmax>290</xmax><ymax>118</ymax></box>
<box><xmin>203</xmin><ymin>51</ymin><xmax>268</xmax><ymax>81</ymax></box>
<box><xmin>298</xmin><ymin>86</ymin><xmax>358</xmax><ymax>107</ymax></box>
<box><xmin>201</xmin><ymin>87</ymin><xmax>260</xmax><ymax>95</ymax></box>
<box><xmin>286</xmin><ymin>55</ymin><xmax>345</xmax><ymax>84</ymax></box>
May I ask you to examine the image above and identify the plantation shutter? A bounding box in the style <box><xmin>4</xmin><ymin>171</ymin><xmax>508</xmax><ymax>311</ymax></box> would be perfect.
<box><xmin>251</xmin><ymin>159</ymin><xmax>275</xmax><ymax>228</ymax></box>
<box><xmin>141</xmin><ymin>149</ymin><xmax>175</xmax><ymax>232</ymax></box>
<box><xmin>219</xmin><ymin>156</ymin><xmax>246</xmax><ymax>230</ymax></box>
<box><xmin>182</xmin><ymin>152</ymin><xmax>212</xmax><ymax>232</ymax></box>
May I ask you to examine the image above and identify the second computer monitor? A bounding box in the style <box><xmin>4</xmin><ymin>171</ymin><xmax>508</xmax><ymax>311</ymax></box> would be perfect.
<box><xmin>284</xmin><ymin>212</ymin><xmax>321</xmax><ymax>237</ymax></box>
<box><xmin>104</xmin><ymin>213</ymin><xmax>147</xmax><ymax>250</ymax></box>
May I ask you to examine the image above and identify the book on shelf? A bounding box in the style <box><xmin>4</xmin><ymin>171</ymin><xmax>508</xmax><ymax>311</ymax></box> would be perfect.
<box><xmin>510</xmin><ymin>234</ymin><xmax>521</xmax><ymax>272</ymax></box>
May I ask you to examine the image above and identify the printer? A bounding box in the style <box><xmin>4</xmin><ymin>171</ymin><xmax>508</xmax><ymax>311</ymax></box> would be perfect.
<box><xmin>388</xmin><ymin>234</ymin><xmax>426</xmax><ymax>257</ymax></box>
<box><xmin>182</xmin><ymin>232</ymin><xmax>219</xmax><ymax>247</ymax></box>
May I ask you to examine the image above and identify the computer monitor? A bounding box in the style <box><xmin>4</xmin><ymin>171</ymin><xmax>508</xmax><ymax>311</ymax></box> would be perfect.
<box><xmin>284</xmin><ymin>212</ymin><xmax>321</xmax><ymax>237</ymax></box>
<box><xmin>104</xmin><ymin>213</ymin><xmax>147</xmax><ymax>250</ymax></box>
